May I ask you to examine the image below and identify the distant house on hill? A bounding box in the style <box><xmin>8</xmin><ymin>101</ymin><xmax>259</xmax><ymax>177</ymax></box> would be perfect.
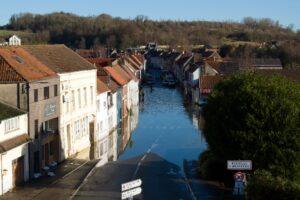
<box><xmin>0</xmin><ymin>35</ymin><xmax>21</xmax><ymax>46</ymax></box>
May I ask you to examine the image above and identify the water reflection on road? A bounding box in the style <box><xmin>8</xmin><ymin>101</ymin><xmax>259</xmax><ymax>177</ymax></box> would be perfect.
<box><xmin>119</xmin><ymin>85</ymin><xmax>207</xmax><ymax>171</ymax></box>
<box><xmin>86</xmin><ymin>69</ymin><xmax>222</xmax><ymax>199</ymax></box>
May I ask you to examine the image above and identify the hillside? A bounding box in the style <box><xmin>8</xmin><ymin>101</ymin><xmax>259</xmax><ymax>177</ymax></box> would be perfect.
<box><xmin>3</xmin><ymin>12</ymin><xmax>299</xmax><ymax>49</ymax></box>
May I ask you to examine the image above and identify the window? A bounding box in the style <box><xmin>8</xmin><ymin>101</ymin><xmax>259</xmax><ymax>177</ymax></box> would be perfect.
<box><xmin>50</xmin><ymin>141</ymin><xmax>54</xmax><ymax>156</ymax></box>
<box><xmin>74</xmin><ymin>120</ymin><xmax>81</xmax><ymax>139</ymax></box>
<box><xmin>66</xmin><ymin>92</ymin><xmax>70</xmax><ymax>113</ymax></box>
<box><xmin>54</xmin><ymin>85</ymin><xmax>58</xmax><ymax>97</ymax></box>
<box><xmin>44</xmin><ymin>86</ymin><xmax>49</xmax><ymax>100</ymax></box>
<box><xmin>43</xmin><ymin>118</ymin><xmax>58</xmax><ymax>133</ymax></box>
<box><xmin>34</xmin><ymin>119</ymin><xmax>39</xmax><ymax>139</ymax></box>
<box><xmin>34</xmin><ymin>89</ymin><xmax>38</xmax><ymax>102</ymax></box>
<box><xmin>100</xmin><ymin>143</ymin><xmax>104</xmax><ymax>156</ymax></box>
<box><xmin>72</xmin><ymin>90</ymin><xmax>75</xmax><ymax>111</ymax></box>
<box><xmin>90</xmin><ymin>86</ymin><xmax>94</xmax><ymax>105</ymax></box>
<box><xmin>4</xmin><ymin>117</ymin><xmax>20</xmax><ymax>133</ymax></box>
<box><xmin>97</xmin><ymin>100</ymin><xmax>100</xmax><ymax>111</ymax></box>
<box><xmin>83</xmin><ymin>87</ymin><xmax>87</xmax><ymax>106</ymax></box>
<box><xmin>78</xmin><ymin>89</ymin><xmax>81</xmax><ymax>108</ymax></box>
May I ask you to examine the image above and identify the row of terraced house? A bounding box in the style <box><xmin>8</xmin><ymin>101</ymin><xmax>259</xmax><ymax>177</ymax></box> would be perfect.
<box><xmin>0</xmin><ymin>44</ymin><xmax>145</xmax><ymax>195</ymax></box>
<box><xmin>147</xmin><ymin>45</ymin><xmax>300</xmax><ymax>105</ymax></box>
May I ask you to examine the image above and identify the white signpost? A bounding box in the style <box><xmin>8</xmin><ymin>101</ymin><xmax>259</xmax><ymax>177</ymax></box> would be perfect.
<box><xmin>227</xmin><ymin>160</ymin><xmax>252</xmax><ymax>196</ymax></box>
<box><xmin>122</xmin><ymin>187</ymin><xmax>142</xmax><ymax>200</ymax></box>
<box><xmin>227</xmin><ymin>160</ymin><xmax>252</xmax><ymax>170</ymax></box>
<box><xmin>121</xmin><ymin>179</ymin><xmax>142</xmax><ymax>200</ymax></box>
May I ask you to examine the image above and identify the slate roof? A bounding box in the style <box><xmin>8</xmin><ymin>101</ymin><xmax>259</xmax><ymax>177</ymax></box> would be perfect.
<box><xmin>176</xmin><ymin>55</ymin><xmax>193</xmax><ymax>66</ymax></box>
<box><xmin>23</xmin><ymin>45</ymin><xmax>96</xmax><ymax>73</ymax></box>
<box><xmin>0</xmin><ymin>47</ymin><xmax>56</xmax><ymax>82</ymax></box>
<box><xmin>0</xmin><ymin>102</ymin><xmax>25</xmax><ymax>121</ymax></box>
<box><xmin>0</xmin><ymin>134</ymin><xmax>31</xmax><ymax>154</ymax></box>
<box><xmin>187</xmin><ymin>63</ymin><xmax>200</xmax><ymax>73</ymax></box>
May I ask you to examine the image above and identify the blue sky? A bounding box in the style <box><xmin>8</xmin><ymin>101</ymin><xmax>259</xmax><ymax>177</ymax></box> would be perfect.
<box><xmin>1</xmin><ymin>0</ymin><xmax>299</xmax><ymax>29</ymax></box>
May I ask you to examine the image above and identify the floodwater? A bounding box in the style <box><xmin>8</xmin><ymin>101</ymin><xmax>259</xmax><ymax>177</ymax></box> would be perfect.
<box><xmin>87</xmin><ymin>69</ymin><xmax>223</xmax><ymax>199</ymax></box>
<box><xmin>119</xmin><ymin>75</ymin><xmax>207</xmax><ymax>171</ymax></box>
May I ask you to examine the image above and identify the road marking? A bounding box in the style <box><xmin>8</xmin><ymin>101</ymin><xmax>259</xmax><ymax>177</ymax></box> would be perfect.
<box><xmin>62</xmin><ymin>161</ymin><xmax>89</xmax><ymax>179</ymax></box>
<box><xmin>183</xmin><ymin>175</ymin><xmax>197</xmax><ymax>200</ymax></box>
<box><xmin>131</xmin><ymin>134</ymin><xmax>163</xmax><ymax>180</ymax></box>
<box><xmin>31</xmin><ymin>160</ymin><xmax>90</xmax><ymax>199</ymax></box>
<box><xmin>70</xmin><ymin>161</ymin><xmax>99</xmax><ymax>199</ymax></box>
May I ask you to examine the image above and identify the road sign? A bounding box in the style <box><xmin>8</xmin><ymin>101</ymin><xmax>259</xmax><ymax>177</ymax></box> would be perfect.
<box><xmin>121</xmin><ymin>187</ymin><xmax>142</xmax><ymax>200</ymax></box>
<box><xmin>234</xmin><ymin>172</ymin><xmax>245</xmax><ymax>182</ymax></box>
<box><xmin>227</xmin><ymin>160</ymin><xmax>252</xmax><ymax>170</ymax></box>
<box><xmin>121</xmin><ymin>179</ymin><xmax>142</xmax><ymax>192</ymax></box>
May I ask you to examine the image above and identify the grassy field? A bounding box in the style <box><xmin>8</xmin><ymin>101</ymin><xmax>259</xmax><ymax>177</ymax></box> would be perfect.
<box><xmin>0</xmin><ymin>30</ymin><xmax>48</xmax><ymax>44</ymax></box>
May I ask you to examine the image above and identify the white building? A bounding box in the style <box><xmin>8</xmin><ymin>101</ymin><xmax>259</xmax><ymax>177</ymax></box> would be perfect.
<box><xmin>0</xmin><ymin>46</ymin><xmax>60</xmax><ymax>177</ymax></box>
<box><xmin>22</xmin><ymin>45</ymin><xmax>97</xmax><ymax>161</ymax></box>
<box><xmin>8</xmin><ymin>35</ymin><xmax>21</xmax><ymax>46</ymax></box>
<box><xmin>0</xmin><ymin>103</ymin><xmax>30</xmax><ymax>195</ymax></box>
<box><xmin>95</xmin><ymin>79</ymin><xmax>110</xmax><ymax>166</ymax></box>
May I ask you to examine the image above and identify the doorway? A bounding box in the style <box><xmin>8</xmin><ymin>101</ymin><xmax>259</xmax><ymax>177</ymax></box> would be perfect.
<box><xmin>12</xmin><ymin>156</ymin><xmax>24</xmax><ymax>187</ymax></box>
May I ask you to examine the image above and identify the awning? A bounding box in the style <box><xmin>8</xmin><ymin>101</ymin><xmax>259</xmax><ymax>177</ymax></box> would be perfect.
<box><xmin>0</xmin><ymin>134</ymin><xmax>31</xmax><ymax>154</ymax></box>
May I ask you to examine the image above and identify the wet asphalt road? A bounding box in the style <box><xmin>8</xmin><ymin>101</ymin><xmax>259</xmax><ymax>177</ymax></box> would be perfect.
<box><xmin>74</xmin><ymin>153</ymin><xmax>192</xmax><ymax>200</ymax></box>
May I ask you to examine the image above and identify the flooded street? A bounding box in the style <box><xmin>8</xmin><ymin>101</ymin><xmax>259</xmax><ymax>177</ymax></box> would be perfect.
<box><xmin>73</xmin><ymin>69</ymin><xmax>222</xmax><ymax>199</ymax></box>
<box><xmin>119</xmin><ymin>78</ymin><xmax>206</xmax><ymax>172</ymax></box>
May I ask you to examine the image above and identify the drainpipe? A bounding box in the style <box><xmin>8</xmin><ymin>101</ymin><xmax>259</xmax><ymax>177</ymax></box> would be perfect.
<box><xmin>25</xmin><ymin>82</ymin><xmax>31</xmax><ymax>177</ymax></box>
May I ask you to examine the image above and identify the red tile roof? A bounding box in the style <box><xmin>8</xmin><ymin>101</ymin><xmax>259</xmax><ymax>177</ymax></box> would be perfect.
<box><xmin>104</xmin><ymin>66</ymin><xmax>128</xmax><ymax>86</ymax></box>
<box><xmin>23</xmin><ymin>45</ymin><xmax>96</xmax><ymax>73</ymax></box>
<box><xmin>130</xmin><ymin>54</ymin><xmax>143</xmax><ymax>66</ymax></box>
<box><xmin>113</xmin><ymin>64</ymin><xmax>132</xmax><ymax>82</ymax></box>
<box><xmin>124</xmin><ymin>56</ymin><xmax>141</xmax><ymax>70</ymax></box>
<box><xmin>98</xmin><ymin>75</ymin><xmax>119</xmax><ymax>93</ymax></box>
<box><xmin>97</xmin><ymin>78</ymin><xmax>110</xmax><ymax>94</ymax></box>
<box><xmin>0</xmin><ymin>47</ymin><xmax>56</xmax><ymax>82</ymax></box>
<box><xmin>120</xmin><ymin>63</ymin><xmax>138</xmax><ymax>81</ymax></box>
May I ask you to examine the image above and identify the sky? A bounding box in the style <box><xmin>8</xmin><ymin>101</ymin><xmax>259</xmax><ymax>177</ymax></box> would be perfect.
<box><xmin>1</xmin><ymin>0</ymin><xmax>299</xmax><ymax>29</ymax></box>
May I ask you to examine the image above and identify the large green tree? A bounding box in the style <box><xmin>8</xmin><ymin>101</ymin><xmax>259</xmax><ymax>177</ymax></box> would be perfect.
<box><xmin>203</xmin><ymin>72</ymin><xmax>300</xmax><ymax>179</ymax></box>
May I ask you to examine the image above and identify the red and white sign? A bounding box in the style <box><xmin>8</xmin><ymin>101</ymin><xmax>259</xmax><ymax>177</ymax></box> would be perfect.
<box><xmin>227</xmin><ymin>160</ymin><xmax>252</xmax><ymax>170</ymax></box>
<box><xmin>234</xmin><ymin>172</ymin><xmax>245</xmax><ymax>182</ymax></box>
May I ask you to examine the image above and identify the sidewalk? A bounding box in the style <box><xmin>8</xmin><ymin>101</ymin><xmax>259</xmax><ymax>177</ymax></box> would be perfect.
<box><xmin>3</xmin><ymin>148</ymin><xmax>99</xmax><ymax>200</ymax></box>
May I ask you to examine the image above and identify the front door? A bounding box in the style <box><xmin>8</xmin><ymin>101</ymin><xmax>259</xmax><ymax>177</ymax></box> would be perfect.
<box><xmin>12</xmin><ymin>156</ymin><xmax>24</xmax><ymax>187</ymax></box>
